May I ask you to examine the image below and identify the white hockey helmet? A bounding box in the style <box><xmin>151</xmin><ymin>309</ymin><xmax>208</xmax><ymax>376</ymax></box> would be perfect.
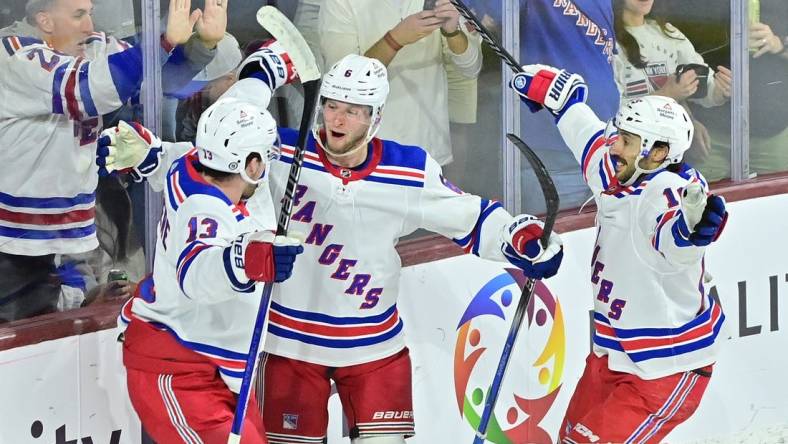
<box><xmin>196</xmin><ymin>98</ymin><xmax>279</xmax><ymax>185</ymax></box>
<box><xmin>313</xmin><ymin>54</ymin><xmax>389</xmax><ymax>156</ymax></box>
<box><xmin>612</xmin><ymin>95</ymin><xmax>694</xmax><ymax>164</ymax></box>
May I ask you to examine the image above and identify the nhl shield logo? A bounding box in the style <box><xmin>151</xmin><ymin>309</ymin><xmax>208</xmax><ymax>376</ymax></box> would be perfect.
<box><xmin>283</xmin><ymin>413</ymin><xmax>298</xmax><ymax>430</ymax></box>
<box><xmin>340</xmin><ymin>168</ymin><xmax>352</xmax><ymax>179</ymax></box>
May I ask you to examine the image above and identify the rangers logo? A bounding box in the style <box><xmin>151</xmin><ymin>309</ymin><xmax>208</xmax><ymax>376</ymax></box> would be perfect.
<box><xmin>513</xmin><ymin>74</ymin><xmax>528</xmax><ymax>90</ymax></box>
<box><xmin>282</xmin><ymin>413</ymin><xmax>298</xmax><ymax>430</ymax></box>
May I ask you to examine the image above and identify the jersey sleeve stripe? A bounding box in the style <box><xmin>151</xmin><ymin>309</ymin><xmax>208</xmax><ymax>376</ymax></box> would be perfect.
<box><xmin>77</xmin><ymin>61</ymin><xmax>98</xmax><ymax>117</ymax></box>
<box><xmin>176</xmin><ymin>241</ymin><xmax>213</xmax><ymax>298</ymax></box>
<box><xmin>222</xmin><ymin>246</ymin><xmax>255</xmax><ymax>293</ymax></box>
<box><xmin>580</xmin><ymin>129</ymin><xmax>605</xmax><ymax>180</ymax></box>
<box><xmin>64</xmin><ymin>58</ymin><xmax>83</xmax><ymax>120</ymax></box>
<box><xmin>651</xmin><ymin>209</ymin><xmax>678</xmax><ymax>251</ymax></box>
<box><xmin>453</xmin><ymin>199</ymin><xmax>503</xmax><ymax>255</ymax></box>
<box><xmin>2</xmin><ymin>38</ymin><xmax>14</xmax><ymax>56</ymax></box>
<box><xmin>51</xmin><ymin>62</ymin><xmax>68</xmax><ymax>115</ymax></box>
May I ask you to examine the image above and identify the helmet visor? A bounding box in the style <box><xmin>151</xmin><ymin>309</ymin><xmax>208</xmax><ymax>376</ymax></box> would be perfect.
<box><xmin>603</xmin><ymin>118</ymin><xmax>620</xmax><ymax>147</ymax></box>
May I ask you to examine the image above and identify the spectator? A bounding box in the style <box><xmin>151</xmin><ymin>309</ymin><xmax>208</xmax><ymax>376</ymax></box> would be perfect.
<box><xmin>612</xmin><ymin>0</ymin><xmax>732</xmax><ymax>167</ymax></box>
<box><xmin>518</xmin><ymin>0</ymin><xmax>620</xmax><ymax>212</ymax></box>
<box><xmin>319</xmin><ymin>0</ymin><xmax>483</xmax><ymax>166</ymax></box>
<box><xmin>0</xmin><ymin>0</ymin><xmax>227</xmax><ymax>322</ymax></box>
<box><xmin>163</xmin><ymin>32</ymin><xmax>242</xmax><ymax>142</ymax></box>
<box><xmin>687</xmin><ymin>0</ymin><xmax>788</xmax><ymax>180</ymax></box>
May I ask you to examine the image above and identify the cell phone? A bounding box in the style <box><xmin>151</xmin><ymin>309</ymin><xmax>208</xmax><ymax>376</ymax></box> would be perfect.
<box><xmin>423</xmin><ymin>0</ymin><xmax>438</xmax><ymax>11</ymax></box>
<box><xmin>675</xmin><ymin>64</ymin><xmax>710</xmax><ymax>99</ymax></box>
<box><xmin>107</xmin><ymin>269</ymin><xmax>129</xmax><ymax>282</ymax></box>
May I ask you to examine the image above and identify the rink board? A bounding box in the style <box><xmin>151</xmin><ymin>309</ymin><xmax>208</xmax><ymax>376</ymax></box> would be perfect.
<box><xmin>1</xmin><ymin>194</ymin><xmax>787</xmax><ymax>444</ymax></box>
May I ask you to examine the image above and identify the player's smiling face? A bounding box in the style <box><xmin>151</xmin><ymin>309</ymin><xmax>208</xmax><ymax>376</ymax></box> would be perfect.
<box><xmin>322</xmin><ymin>99</ymin><xmax>372</xmax><ymax>155</ymax></box>
<box><xmin>36</xmin><ymin>0</ymin><xmax>95</xmax><ymax>57</ymax></box>
<box><xmin>609</xmin><ymin>129</ymin><xmax>641</xmax><ymax>182</ymax></box>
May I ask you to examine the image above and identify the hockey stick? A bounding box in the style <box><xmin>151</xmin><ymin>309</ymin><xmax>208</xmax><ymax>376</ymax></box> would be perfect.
<box><xmin>473</xmin><ymin>134</ymin><xmax>559</xmax><ymax>444</ymax></box>
<box><xmin>228</xmin><ymin>6</ymin><xmax>321</xmax><ymax>444</ymax></box>
<box><xmin>449</xmin><ymin>0</ymin><xmax>523</xmax><ymax>74</ymax></box>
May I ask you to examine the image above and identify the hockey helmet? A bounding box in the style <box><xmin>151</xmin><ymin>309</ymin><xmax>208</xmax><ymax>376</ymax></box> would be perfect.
<box><xmin>313</xmin><ymin>54</ymin><xmax>389</xmax><ymax>156</ymax></box>
<box><xmin>196</xmin><ymin>98</ymin><xmax>279</xmax><ymax>185</ymax></box>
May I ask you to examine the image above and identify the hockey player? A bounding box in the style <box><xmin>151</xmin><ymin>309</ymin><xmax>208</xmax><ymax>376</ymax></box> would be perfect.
<box><xmin>510</xmin><ymin>65</ymin><xmax>728</xmax><ymax>442</ymax></box>
<box><xmin>111</xmin><ymin>98</ymin><xmax>304</xmax><ymax>444</ymax></box>
<box><xmin>105</xmin><ymin>42</ymin><xmax>563</xmax><ymax>443</ymax></box>
<box><xmin>0</xmin><ymin>0</ymin><xmax>226</xmax><ymax>320</ymax></box>
<box><xmin>227</xmin><ymin>46</ymin><xmax>564</xmax><ymax>443</ymax></box>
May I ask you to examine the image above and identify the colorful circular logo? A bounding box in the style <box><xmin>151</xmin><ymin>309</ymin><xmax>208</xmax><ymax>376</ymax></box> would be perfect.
<box><xmin>454</xmin><ymin>268</ymin><xmax>566</xmax><ymax>443</ymax></box>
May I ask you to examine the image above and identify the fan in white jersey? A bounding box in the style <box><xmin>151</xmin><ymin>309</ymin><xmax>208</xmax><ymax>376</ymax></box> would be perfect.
<box><xmin>101</xmin><ymin>97</ymin><xmax>305</xmax><ymax>444</ymax></box>
<box><xmin>102</xmin><ymin>40</ymin><xmax>566</xmax><ymax>443</ymax></box>
<box><xmin>511</xmin><ymin>64</ymin><xmax>729</xmax><ymax>443</ymax></box>
<box><xmin>0</xmin><ymin>0</ymin><xmax>227</xmax><ymax>321</ymax></box>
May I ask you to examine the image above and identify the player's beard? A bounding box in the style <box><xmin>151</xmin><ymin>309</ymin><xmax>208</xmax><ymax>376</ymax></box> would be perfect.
<box><xmin>326</xmin><ymin>131</ymin><xmax>367</xmax><ymax>157</ymax></box>
<box><xmin>241</xmin><ymin>182</ymin><xmax>259</xmax><ymax>200</ymax></box>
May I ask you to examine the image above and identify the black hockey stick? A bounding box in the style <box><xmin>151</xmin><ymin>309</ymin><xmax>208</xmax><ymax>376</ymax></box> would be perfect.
<box><xmin>473</xmin><ymin>134</ymin><xmax>559</xmax><ymax>444</ymax></box>
<box><xmin>229</xmin><ymin>6</ymin><xmax>321</xmax><ymax>443</ymax></box>
<box><xmin>449</xmin><ymin>0</ymin><xmax>524</xmax><ymax>74</ymax></box>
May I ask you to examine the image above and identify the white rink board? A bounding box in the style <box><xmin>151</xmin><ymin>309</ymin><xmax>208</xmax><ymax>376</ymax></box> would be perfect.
<box><xmin>1</xmin><ymin>194</ymin><xmax>787</xmax><ymax>444</ymax></box>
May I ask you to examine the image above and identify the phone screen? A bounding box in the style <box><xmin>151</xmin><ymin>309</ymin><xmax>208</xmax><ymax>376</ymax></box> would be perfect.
<box><xmin>423</xmin><ymin>0</ymin><xmax>438</xmax><ymax>10</ymax></box>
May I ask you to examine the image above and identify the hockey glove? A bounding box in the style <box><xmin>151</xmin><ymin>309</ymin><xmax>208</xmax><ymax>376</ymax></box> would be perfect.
<box><xmin>97</xmin><ymin>120</ymin><xmax>162</xmax><ymax>181</ymax></box>
<box><xmin>242</xmin><ymin>231</ymin><xmax>304</xmax><ymax>283</ymax></box>
<box><xmin>674</xmin><ymin>193</ymin><xmax>728</xmax><ymax>247</ymax></box>
<box><xmin>238</xmin><ymin>39</ymin><xmax>298</xmax><ymax>91</ymax></box>
<box><xmin>510</xmin><ymin>64</ymin><xmax>587</xmax><ymax>117</ymax></box>
<box><xmin>501</xmin><ymin>214</ymin><xmax>564</xmax><ymax>280</ymax></box>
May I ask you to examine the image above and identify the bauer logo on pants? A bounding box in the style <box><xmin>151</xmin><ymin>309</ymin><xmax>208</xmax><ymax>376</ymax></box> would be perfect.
<box><xmin>453</xmin><ymin>268</ymin><xmax>566</xmax><ymax>443</ymax></box>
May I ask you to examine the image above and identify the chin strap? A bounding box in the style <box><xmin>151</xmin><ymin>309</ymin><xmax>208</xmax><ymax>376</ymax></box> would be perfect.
<box><xmin>620</xmin><ymin>155</ymin><xmax>674</xmax><ymax>187</ymax></box>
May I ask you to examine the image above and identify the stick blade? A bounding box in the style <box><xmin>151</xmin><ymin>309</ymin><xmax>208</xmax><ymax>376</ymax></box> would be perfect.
<box><xmin>506</xmin><ymin>133</ymin><xmax>560</xmax><ymax>244</ymax></box>
<box><xmin>256</xmin><ymin>6</ymin><xmax>320</xmax><ymax>82</ymax></box>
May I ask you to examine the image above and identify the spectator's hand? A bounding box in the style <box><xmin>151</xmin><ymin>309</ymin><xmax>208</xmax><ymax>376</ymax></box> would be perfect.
<box><xmin>97</xmin><ymin>121</ymin><xmax>163</xmax><ymax>181</ymax></box>
<box><xmin>750</xmin><ymin>22</ymin><xmax>784</xmax><ymax>58</ymax></box>
<box><xmin>711</xmin><ymin>65</ymin><xmax>732</xmax><ymax>103</ymax></box>
<box><xmin>165</xmin><ymin>0</ymin><xmax>202</xmax><ymax>47</ymax></box>
<box><xmin>195</xmin><ymin>0</ymin><xmax>228</xmax><ymax>49</ymax></box>
<box><xmin>84</xmin><ymin>280</ymin><xmax>135</xmax><ymax>306</ymax></box>
<box><xmin>434</xmin><ymin>0</ymin><xmax>461</xmax><ymax>34</ymax></box>
<box><xmin>390</xmin><ymin>11</ymin><xmax>445</xmax><ymax>46</ymax></box>
<box><xmin>657</xmin><ymin>69</ymin><xmax>698</xmax><ymax>101</ymax></box>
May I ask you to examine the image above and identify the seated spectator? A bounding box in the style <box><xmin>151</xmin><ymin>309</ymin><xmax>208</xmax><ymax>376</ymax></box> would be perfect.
<box><xmin>0</xmin><ymin>0</ymin><xmax>227</xmax><ymax>322</ymax></box>
<box><xmin>612</xmin><ymin>0</ymin><xmax>732</xmax><ymax>168</ymax></box>
<box><xmin>319</xmin><ymin>0</ymin><xmax>483</xmax><ymax>166</ymax></box>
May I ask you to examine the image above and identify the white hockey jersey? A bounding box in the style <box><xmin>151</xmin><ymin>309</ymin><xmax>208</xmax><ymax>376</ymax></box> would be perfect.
<box><xmin>0</xmin><ymin>33</ymin><xmax>141</xmax><ymax>255</ymax></box>
<box><xmin>556</xmin><ymin>102</ymin><xmax>725</xmax><ymax>379</ymax></box>
<box><xmin>263</xmin><ymin>129</ymin><xmax>513</xmax><ymax>366</ymax></box>
<box><xmin>121</xmin><ymin>149</ymin><xmax>277</xmax><ymax>393</ymax></box>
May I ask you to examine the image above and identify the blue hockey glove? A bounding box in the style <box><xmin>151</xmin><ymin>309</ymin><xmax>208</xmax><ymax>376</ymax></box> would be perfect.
<box><xmin>242</xmin><ymin>231</ymin><xmax>304</xmax><ymax>283</ymax></box>
<box><xmin>674</xmin><ymin>194</ymin><xmax>728</xmax><ymax>247</ymax></box>
<box><xmin>510</xmin><ymin>64</ymin><xmax>587</xmax><ymax>117</ymax></box>
<box><xmin>501</xmin><ymin>215</ymin><xmax>564</xmax><ymax>280</ymax></box>
<box><xmin>238</xmin><ymin>39</ymin><xmax>298</xmax><ymax>91</ymax></box>
<box><xmin>96</xmin><ymin>120</ymin><xmax>162</xmax><ymax>181</ymax></box>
